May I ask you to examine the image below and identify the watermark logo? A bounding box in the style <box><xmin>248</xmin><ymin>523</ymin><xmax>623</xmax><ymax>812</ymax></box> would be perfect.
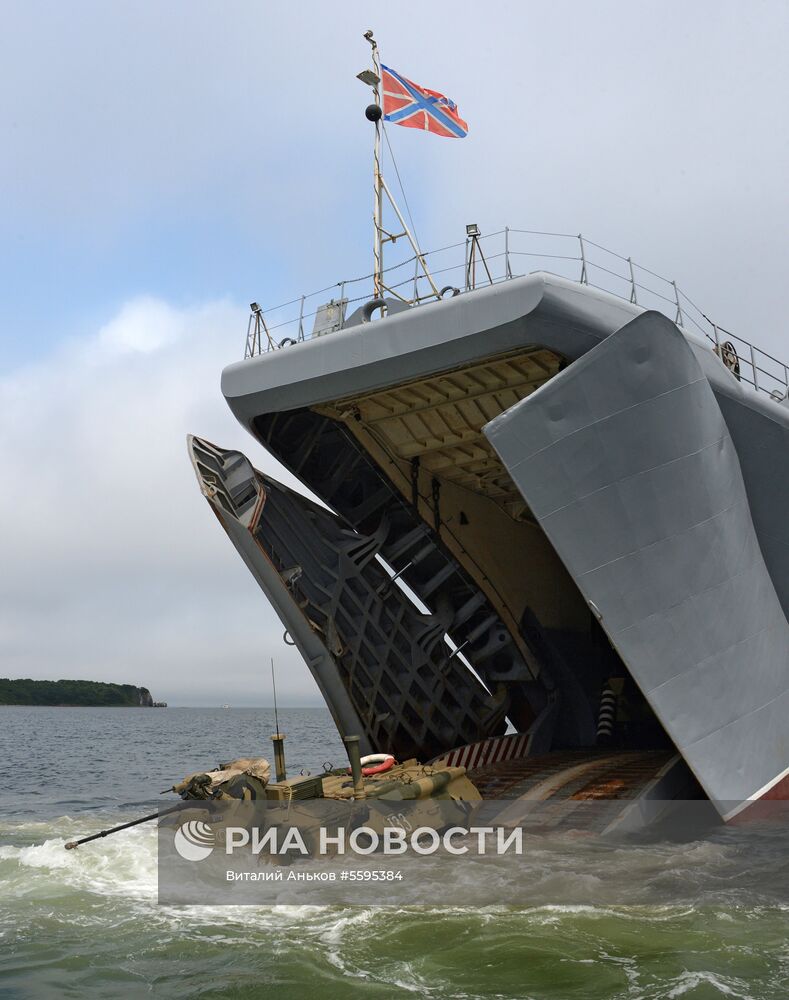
<box><xmin>173</xmin><ymin>820</ymin><xmax>215</xmax><ymax>861</ymax></box>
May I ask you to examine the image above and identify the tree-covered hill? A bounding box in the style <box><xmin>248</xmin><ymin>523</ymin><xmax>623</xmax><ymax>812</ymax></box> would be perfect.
<box><xmin>0</xmin><ymin>678</ymin><xmax>154</xmax><ymax>706</ymax></box>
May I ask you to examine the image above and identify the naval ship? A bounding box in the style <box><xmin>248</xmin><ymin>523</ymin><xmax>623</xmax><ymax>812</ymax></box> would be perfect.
<box><xmin>188</xmin><ymin>39</ymin><xmax>789</xmax><ymax>826</ymax></box>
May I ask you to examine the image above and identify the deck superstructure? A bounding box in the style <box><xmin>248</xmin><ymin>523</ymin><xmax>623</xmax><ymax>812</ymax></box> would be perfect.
<box><xmin>192</xmin><ymin>245</ymin><xmax>789</xmax><ymax>822</ymax></box>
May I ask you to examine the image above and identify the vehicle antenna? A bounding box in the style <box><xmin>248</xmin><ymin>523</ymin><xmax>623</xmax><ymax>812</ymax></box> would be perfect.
<box><xmin>271</xmin><ymin>658</ymin><xmax>287</xmax><ymax>782</ymax></box>
<box><xmin>271</xmin><ymin>656</ymin><xmax>280</xmax><ymax>736</ymax></box>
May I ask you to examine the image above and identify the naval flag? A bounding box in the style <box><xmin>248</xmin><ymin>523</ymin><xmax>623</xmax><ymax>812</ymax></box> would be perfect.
<box><xmin>381</xmin><ymin>65</ymin><xmax>468</xmax><ymax>138</ymax></box>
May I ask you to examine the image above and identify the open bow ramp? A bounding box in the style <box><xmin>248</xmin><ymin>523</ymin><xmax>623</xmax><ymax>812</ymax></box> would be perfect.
<box><xmin>196</xmin><ymin>272</ymin><xmax>789</xmax><ymax>823</ymax></box>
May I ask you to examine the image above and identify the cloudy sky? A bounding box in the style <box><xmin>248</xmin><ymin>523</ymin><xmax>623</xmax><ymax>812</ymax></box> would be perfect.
<box><xmin>2</xmin><ymin>2</ymin><xmax>787</xmax><ymax>705</ymax></box>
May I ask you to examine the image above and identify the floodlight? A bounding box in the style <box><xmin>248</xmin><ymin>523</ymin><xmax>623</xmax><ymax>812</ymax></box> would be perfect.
<box><xmin>250</xmin><ymin>302</ymin><xmax>261</xmax><ymax>313</ymax></box>
<box><xmin>357</xmin><ymin>69</ymin><xmax>380</xmax><ymax>87</ymax></box>
<box><xmin>466</xmin><ymin>224</ymin><xmax>480</xmax><ymax>238</ymax></box>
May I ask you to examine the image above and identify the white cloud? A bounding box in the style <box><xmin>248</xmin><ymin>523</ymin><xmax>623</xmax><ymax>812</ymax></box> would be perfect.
<box><xmin>0</xmin><ymin>298</ymin><xmax>324</xmax><ymax>705</ymax></box>
<box><xmin>97</xmin><ymin>298</ymin><xmax>185</xmax><ymax>355</ymax></box>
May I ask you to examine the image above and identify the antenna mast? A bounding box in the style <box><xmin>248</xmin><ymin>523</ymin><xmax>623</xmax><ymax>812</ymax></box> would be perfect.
<box><xmin>271</xmin><ymin>656</ymin><xmax>280</xmax><ymax>735</ymax></box>
<box><xmin>270</xmin><ymin>657</ymin><xmax>286</xmax><ymax>782</ymax></box>
<box><xmin>358</xmin><ymin>31</ymin><xmax>439</xmax><ymax>304</ymax></box>
<box><xmin>363</xmin><ymin>30</ymin><xmax>385</xmax><ymax>298</ymax></box>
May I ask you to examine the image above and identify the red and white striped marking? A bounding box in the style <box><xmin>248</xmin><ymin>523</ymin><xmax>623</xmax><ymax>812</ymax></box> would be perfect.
<box><xmin>432</xmin><ymin>731</ymin><xmax>532</xmax><ymax>770</ymax></box>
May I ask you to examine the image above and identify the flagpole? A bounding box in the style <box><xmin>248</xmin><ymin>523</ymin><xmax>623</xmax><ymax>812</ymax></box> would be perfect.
<box><xmin>364</xmin><ymin>30</ymin><xmax>384</xmax><ymax>299</ymax></box>
<box><xmin>358</xmin><ymin>31</ymin><xmax>439</xmax><ymax>305</ymax></box>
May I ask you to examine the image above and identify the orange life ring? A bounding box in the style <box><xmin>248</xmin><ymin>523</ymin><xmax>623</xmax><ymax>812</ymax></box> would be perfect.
<box><xmin>347</xmin><ymin>753</ymin><xmax>396</xmax><ymax>777</ymax></box>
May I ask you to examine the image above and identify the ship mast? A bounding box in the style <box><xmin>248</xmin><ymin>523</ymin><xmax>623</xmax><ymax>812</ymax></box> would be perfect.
<box><xmin>364</xmin><ymin>31</ymin><xmax>384</xmax><ymax>298</ymax></box>
<box><xmin>358</xmin><ymin>31</ymin><xmax>439</xmax><ymax>305</ymax></box>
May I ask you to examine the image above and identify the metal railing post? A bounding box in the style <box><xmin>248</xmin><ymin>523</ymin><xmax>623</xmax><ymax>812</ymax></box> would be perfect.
<box><xmin>245</xmin><ymin>315</ymin><xmax>254</xmax><ymax>358</ymax></box>
<box><xmin>238</xmin><ymin>231</ymin><xmax>789</xmax><ymax>401</ymax></box>
<box><xmin>672</xmin><ymin>281</ymin><xmax>683</xmax><ymax>326</ymax></box>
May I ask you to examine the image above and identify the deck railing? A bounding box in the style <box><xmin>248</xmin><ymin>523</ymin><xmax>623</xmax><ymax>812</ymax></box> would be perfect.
<box><xmin>244</xmin><ymin>228</ymin><xmax>789</xmax><ymax>402</ymax></box>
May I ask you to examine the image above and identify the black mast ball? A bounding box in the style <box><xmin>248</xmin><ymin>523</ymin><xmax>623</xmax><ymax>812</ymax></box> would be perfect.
<box><xmin>365</xmin><ymin>104</ymin><xmax>382</xmax><ymax>123</ymax></box>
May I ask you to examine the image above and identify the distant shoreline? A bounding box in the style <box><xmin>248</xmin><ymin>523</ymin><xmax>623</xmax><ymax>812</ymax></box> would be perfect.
<box><xmin>0</xmin><ymin>703</ymin><xmax>165</xmax><ymax>708</ymax></box>
<box><xmin>0</xmin><ymin>703</ymin><xmax>329</xmax><ymax>710</ymax></box>
<box><xmin>0</xmin><ymin>678</ymin><xmax>165</xmax><ymax>708</ymax></box>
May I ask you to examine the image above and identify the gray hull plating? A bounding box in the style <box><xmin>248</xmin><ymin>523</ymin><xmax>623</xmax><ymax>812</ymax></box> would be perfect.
<box><xmin>217</xmin><ymin>272</ymin><xmax>789</xmax><ymax>818</ymax></box>
<box><xmin>484</xmin><ymin>312</ymin><xmax>789</xmax><ymax>818</ymax></box>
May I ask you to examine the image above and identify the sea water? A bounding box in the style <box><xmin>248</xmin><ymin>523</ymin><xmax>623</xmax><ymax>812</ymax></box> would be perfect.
<box><xmin>1</xmin><ymin>706</ymin><xmax>788</xmax><ymax>999</ymax></box>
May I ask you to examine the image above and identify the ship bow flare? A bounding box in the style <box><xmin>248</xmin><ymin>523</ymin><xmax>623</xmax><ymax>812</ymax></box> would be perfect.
<box><xmin>485</xmin><ymin>312</ymin><xmax>789</xmax><ymax>818</ymax></box>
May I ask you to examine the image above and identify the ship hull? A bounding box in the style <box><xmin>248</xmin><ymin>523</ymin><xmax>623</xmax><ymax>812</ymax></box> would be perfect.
<box><xmin>205</xmin><ymin>272</ymin><xmax>789</xmax><ymax>820</ymax></box>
